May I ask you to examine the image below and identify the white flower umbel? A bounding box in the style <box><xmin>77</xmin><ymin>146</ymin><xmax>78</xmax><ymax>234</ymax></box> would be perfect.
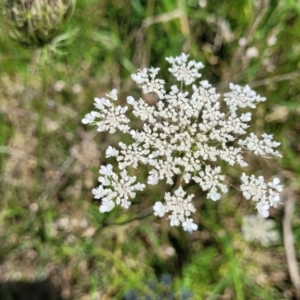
<box><xmin>82</xmin><ymin>53</ymin><xmax>283</xmax><ymax>231</ymax></box>
<box><xmin>242</xmin><ymin>215</ymin><xmax>280</xmax><ymax>247</ymax></box>
<box><xmin>94</xmin><ymin>164</ymin><xmax>146</xmax><ymax>211</ymax></box>
<box><xmin>240</xmin><ymin>173</ymin><xmax>283</xmax><ymax>217</ymax></box>
<box><xmin>153</xmin><ymin>186</ymin><xmax>198</xmax><ymax>231</ymax></box>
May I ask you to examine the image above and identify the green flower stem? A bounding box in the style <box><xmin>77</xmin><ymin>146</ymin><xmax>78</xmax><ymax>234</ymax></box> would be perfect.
<box><xmin>35</xmin><ymin>48</ymin><xmax>48</xmax><ymax>185</ymax></box>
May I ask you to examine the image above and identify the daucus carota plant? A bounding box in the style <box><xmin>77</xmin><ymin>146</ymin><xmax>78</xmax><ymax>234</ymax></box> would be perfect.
<box><xmin>82</xmin><ymin>53</ymin><xmax>283</xmax><ymax>233</ymax></box>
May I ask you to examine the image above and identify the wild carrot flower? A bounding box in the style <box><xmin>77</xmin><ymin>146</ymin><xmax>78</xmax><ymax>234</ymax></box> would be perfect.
<box><xmin>242</xmin><ymin>215</ymin><xmax>280</xmax><ymax>246</ymax></box>
<box><xmin>82</xmin><ymin>53</ymin><xmax>282</xmax><ymax>233</ymax></box>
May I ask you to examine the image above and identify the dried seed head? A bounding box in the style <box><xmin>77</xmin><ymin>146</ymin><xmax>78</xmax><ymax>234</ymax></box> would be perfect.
<box><xmin>3</xmin><ymin>0</ymin><xmax>76</xmax><ymax>47</ymax></box>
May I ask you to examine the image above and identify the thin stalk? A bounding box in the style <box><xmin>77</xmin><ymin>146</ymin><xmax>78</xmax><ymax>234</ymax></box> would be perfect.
<box><xmin>34</xmin><ymin>47</ymin><xmax>49</xmax><ymax>242</ymax></box>
<box><xmin>35</xmin><ymin>48</ymin><xmax>48</xmax><ymax>185</ymax></box>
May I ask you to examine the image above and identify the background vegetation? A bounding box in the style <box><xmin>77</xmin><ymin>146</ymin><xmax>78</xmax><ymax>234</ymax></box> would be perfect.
<box><xmin>0</xmin><ymin>0</ymin><xmax>299</xmax><ymax>299</ymax></box>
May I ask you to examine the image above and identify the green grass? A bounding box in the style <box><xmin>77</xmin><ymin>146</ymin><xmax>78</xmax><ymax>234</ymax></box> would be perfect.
<box><xmin>0</xmin><ymin>0</ymin><xmax>299</xmax><ymax>299</ymax></box>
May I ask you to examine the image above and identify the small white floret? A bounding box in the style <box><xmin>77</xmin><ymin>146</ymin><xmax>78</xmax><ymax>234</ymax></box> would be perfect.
<box><xmin>153</xmin><ymin>202</ymin><xmax>165</xmax><ymax>217</ymax></box>
<box><xmin>182</xmin><ymin>218</ymin><xmax>198</xmax><ymax>233</ymax></box>
<box><xmin>100</xmin><ymin>199</ymin><xmax>115</xmax><ymax>213</ymax></box>
<box><xmin>256</xmin><ymin>202</ymin><xmax>270</xmax><ymax>218</ymax></box>
<box><xmin>169</xmin><ymin>216</ymin><xmax>180</xmax><ymax>227</ymax></box>
<box><xmin>99</xmin><ymin>164</ymin><xmax>114</xmax><ymax>176</ymax></box>
<box><xmin>92</xmin><ymin>185</ymin><xmax>107</xmax><ymax>199</ymax></box>
<box><xmin>106</xmin><ymin>146</ymin><xmax>119</xmax><ymax>157</ymax></box>
<box><xmin>82</xmin><ymin>113</ymin><xmax>95</xmax><ymax>124</ymax></box>
<box><xmin>268</xmin><ymin>178</ymin><xmax>283</xmax><ymax>192</ymax></box>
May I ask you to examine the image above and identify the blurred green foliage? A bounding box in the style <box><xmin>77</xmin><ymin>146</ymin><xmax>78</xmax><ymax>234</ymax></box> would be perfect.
<box><xmin>0</xmin><ymin>0</ymin><xmax>299</xmax><ymax>299</ymax></box>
